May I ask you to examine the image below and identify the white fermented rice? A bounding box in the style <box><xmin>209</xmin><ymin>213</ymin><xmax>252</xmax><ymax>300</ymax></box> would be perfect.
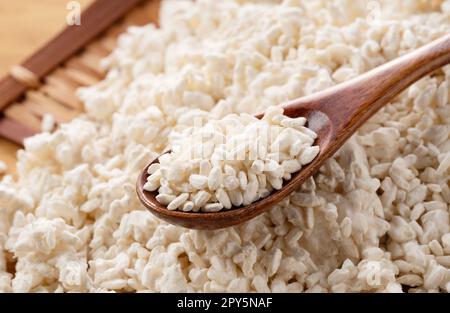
<box><xmin>145</xmin><ymin>107</ymin><xmax>319</xmax><ymax>212</ymax></box>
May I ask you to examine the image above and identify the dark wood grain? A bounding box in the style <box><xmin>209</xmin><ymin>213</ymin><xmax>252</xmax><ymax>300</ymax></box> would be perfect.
<box><xmin>137</xmin><ymin>34</ymin><xmax>450</xmax><ymax>230</ymax></box>
<box><xmin>0</xmin><ymin>0</ymin><xmax>147</xmax><ymax>112</ymax></box>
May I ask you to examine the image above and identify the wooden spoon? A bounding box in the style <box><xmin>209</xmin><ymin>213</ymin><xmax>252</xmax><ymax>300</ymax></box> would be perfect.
<box><xmin>137</xmin><ymin>34</ymin><xmax>450</xmax><ymax>230</ymax></box>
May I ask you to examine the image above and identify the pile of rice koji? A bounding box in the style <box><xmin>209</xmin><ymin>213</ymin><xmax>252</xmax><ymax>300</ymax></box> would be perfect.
<box><xmin>0</xmin><ymin>0</ymin><xmax>449</xmax><ymax>292</ymax></box>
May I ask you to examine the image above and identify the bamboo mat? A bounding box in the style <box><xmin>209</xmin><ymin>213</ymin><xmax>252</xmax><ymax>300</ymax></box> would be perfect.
<box><xmin>0</xmin><ymin>0</ymin><xmax>159</xmax><ymax>176</ymax></box>
<box><xmin>0</xmin><ymin>0</ymin><xmax>94</xmax><ymax>176</ymax></box>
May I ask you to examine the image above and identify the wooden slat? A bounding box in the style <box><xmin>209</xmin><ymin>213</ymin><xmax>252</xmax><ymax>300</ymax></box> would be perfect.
<box><xmin>4</xmin><ymin>104</ymin><xmax>42</xmax><ymax>132</ymax></box>
<box><xmin>51</xmin><ymin>69</ymin><xmax>82</xmax><ymax>89</ymax></box>
<box><xmin>27</xmin><ymin>90</ymin><xmax>78</xmax><ymax>112</ymax></box>
<box><xmin>85</xmin><ymin>40</ymin><xmax>112</xmax><ymax>56</ymax></box>
<box><xmin>63</xmin><ymin>67</ymin><xmax>101</xmax><ymax>86</ymax></box>
<box><xmin>46</xmin><ymin>74</ymin><xmax>78</xmax><ymax>92</ymax></box>
<box><xmin>0</xmin><ymin>117</ymin><xmax>36</xmax><ymax>145</ymax></box>
<box><xmin>0</xmin><ymin>0</ymin><xmax>161</xmax><ymax>146</ymax></box>
<box><xmin>66</xmin><ymin>55</ymin><xmax>105</xmax><ymax>78</ymax></box>
<box><xmin>23</xmin><ymin>100</ymin><xmax>77</xmax><ymax>124</ymax></box>
<box><xmin>104</xmin><ymin>23</ymin><xmax>131</xmax><ymax>39</ymax></box>
<box><xmin>41</xmin><ymin>84</ymin><xmax>82</xmax><ymax>110</ymax></box>
<box><xmin>98</xmin><ymin>37</ymin><xmax>118</xmax><ymax>53</ymax></box>
<box><xmin>124</xmin><ymin>0</ymin><xmax>160</xmax><ymax>26</ymax></box>
<box><xmin>0</xmin><ymin>0</ymin><xmax>148</xmax><ymax>111</ymax></box>
<box><xmin>55</xmin><ymin>61</ymin><xmax>95</xmax><ymax>85</ymax></box>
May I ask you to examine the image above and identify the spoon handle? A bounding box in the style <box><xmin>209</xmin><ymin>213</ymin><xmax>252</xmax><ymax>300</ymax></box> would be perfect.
<box><xmin>283</xmin><ymin>33</ymin><xmax>450</xmax><ymax>142</ymax></box>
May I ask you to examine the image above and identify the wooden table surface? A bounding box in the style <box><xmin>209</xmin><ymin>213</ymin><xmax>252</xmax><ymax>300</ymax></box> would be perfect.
<box><xmin>0</xmin><ymin>0</ymin><xmax>93</xmax><ymax>176</ymax></box>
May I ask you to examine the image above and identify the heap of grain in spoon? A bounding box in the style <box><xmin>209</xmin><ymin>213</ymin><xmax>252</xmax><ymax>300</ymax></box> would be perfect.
<box><xmin>144</xmin><ymin>107</ymin><xmax>320</xmax><ymax>212</ymax></box>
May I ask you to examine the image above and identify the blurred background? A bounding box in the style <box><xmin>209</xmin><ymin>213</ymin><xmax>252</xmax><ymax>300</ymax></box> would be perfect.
<box><xmin>0</xmin><ymin>0</ymin><xmax>92</xmax><ymax>174</ymax></box>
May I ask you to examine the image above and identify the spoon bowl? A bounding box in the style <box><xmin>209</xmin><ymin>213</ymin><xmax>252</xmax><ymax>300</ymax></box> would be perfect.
<box><xmin>137</xmin><ymin>34</ymin><xmax>450</xmax><ymax>230</ymax></box>
<box><xmin>137</xmin><ymin>109</ymin><xmax>333</xmax><ymax>230</ymax></box>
